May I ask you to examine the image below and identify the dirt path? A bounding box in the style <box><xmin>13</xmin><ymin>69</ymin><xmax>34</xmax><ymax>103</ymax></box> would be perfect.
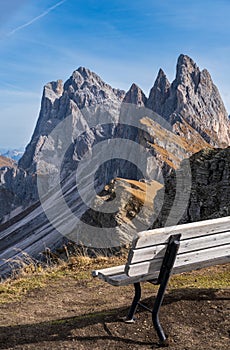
<box><xmin>0</xmin><ymin>272</ymin><xmax>229</xmax><ymax>349</ymax></box>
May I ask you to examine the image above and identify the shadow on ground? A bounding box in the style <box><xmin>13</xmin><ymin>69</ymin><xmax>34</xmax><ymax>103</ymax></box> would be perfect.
<box><xmin>0</xmin><ymin>288</ymin><xmax>229</xmax><ymax>350</ymax></box>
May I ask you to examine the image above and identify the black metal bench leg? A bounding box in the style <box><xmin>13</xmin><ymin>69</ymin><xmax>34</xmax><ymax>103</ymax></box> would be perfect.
<box><xmin>152</xmin><ymin>234</ymin><xmax>181</xmax><ymax>346</ymax></box>
<box><xmin>152</xmin><ymin>272</ymin><xmax>170</xmax><ymax>345</ymax></box>
<box><xmin>125</xmin><ymin>282</ymin><xmax>141</xmax><ymax>323</ymax></box>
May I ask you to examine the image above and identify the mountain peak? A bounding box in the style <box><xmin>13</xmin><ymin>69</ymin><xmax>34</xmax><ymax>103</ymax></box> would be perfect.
<box><xmin>70</xmin><ymin>66</ymin><xmax>100</xmax><ymax>86</ymax></box>
<box><xmin>123</xmin><ymin>83</ymin><xmax>147</xmax><ymax>106</ymax></box>
<box><xmin>175</xmin><ymin>54</ymin><xmax>200</xmax><ymax>87</ymax></box>
<box><xmin>157</xmin><ymin>68</ymin><xmax>167</xmax><ymax>78</ymax></box>
<box><xmin>44</xmin><ymin>79</ymin><xmax>63</xmax><ymax>98</ymax></box>
<box><xmin>76</xmin><ymin>66</ymin><xmax>93</xmax><ymax>79</ymax></box>
<box><xmin>147</xmin><ymin>68</ymin><xmax>170</xmax><ymax>112</ymax></box>
<box><xmin>155</xmin><ymin>68</ymin><xmax>170</xmax><ymax>87</ymax></box>
<box><xmin>147</xmin><ymin>54</ymin><xmax>230</xmax><ymax>147</ymax></box>
<box><xmin>77</xmin><ymin>66</ymin><xmax>89</xmax><ymax>73</ymax></box>
<box><xmin>177</xmin><ymin>54</ymin><xmax>197</xmax><ymax>67</ymax></box>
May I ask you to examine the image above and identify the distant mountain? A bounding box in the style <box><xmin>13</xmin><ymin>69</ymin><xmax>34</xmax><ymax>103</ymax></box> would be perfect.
<box><xmin>0</xmin><ymin>148</ymin><xmax>24</xmax><ymax>162</ymax></box>
<box><xmin>0</xmin><ymin>54</ymin><xmax>229</xmax><ymax>277</ymax></box>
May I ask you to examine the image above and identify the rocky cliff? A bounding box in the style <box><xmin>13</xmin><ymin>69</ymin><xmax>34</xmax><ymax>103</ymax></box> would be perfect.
<box><xmin>185</xmin><ymin>147</ymin><xmax>230</xmax><ymax>221</ymax></box>
<box><xmin>152</xmin><ymin>147</ymin><xmax>230</xmax><ymax>228</ymax></box>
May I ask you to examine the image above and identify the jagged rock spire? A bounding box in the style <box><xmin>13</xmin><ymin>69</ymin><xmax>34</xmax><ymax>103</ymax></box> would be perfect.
<box><xmin>147</xmin><ymin>68</ymin><xmax>171</xmax><ymax>114</ymax></box>
<box><xmin>147</xmin><ymin>54</ymin><xmax>230</xmax><ymax>147</ymax></box>
<box><xmin>123</xmin><ymin>83</ymin><xmax>147</xmax><ymax>106</ymax></box>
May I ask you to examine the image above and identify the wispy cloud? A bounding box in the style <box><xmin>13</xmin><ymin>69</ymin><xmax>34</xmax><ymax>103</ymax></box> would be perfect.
<box><xmin>0</xmin><ymin>88</ymin><xmax>40</xmax><ymax>99</ymax></box>
<box><xmin>7</xmin><ymin>0</ymin><xmax>67</xmax><ymax>36</ymax></box>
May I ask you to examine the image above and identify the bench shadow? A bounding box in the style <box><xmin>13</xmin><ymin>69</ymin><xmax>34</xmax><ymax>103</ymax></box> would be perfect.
<box><xmin>164</xmin><ymin>287</ymin><xmax>229</xmax><ymax>304</ymax></box>
<box><xmin>0</xmin><ymin>288</ymin><xmax>228</xmax><ymax>349</ymax></box>
<box><xmin>0</xmin><ymin>305</ymin><xmax>156</xmax><ymax>349</ymax></box>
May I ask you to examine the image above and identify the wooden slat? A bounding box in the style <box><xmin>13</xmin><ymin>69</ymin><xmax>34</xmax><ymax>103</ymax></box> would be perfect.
<box><xmin>133</xmin><ymin>216</ymin><xmax>230</xmax><ymax>249</ymax></box>
<box><xmin>175</xmin><ymin>244</ymin><xmax>230</xmax><ymax>268</ymax></box>
<box><xmin>93</xmin><ymin>266</ymin><xmax>158</xmax><ymax>286</ymax></box>
<box><xmin>129</xmin><ymin>231</ymin><xmax>230</xmax><ymax>264</ymax></box>
<box><xmin>105</xmin><ymin>272</ymin><xmax>158</xmax><ymax>286</ymax></box>
<box><xmin>127</xmin><ymin>244</ymin><xmax>166</xmax><ymax>264</ymax></box>
<box><xmin>92</xmin><ymin>265</ymin><xmax>125</xmax><ymax>277</ymax></box>
<box><xmin>125</xmin><ymin>258</ymin><xmax>162</xmax><ymax>277</ymax></box>
<box><xmin>172</xmin><ymin>256</ymin><xmax>230</xmax><ymax>276</ymax></box>
<box><xmin>126</xmin><ymin>244</ymin><xmax>230</xmax><ymax>277</ymax></box>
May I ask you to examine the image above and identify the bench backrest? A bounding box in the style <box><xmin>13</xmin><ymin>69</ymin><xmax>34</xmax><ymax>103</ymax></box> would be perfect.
<box><xmin>125</xmin><ymin>216</ymin><xmax>230</xmax><ymax>278</ymax></box>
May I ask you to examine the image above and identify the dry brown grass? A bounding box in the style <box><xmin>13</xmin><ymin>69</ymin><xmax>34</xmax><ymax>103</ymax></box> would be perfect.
<box><xmin>116</xmin><ymin>178</ymin><xmax>163</xmax><ymax>206</ymax></box>
<box><xmin>0</xmin><ymin>155</ymin><xmax>16</xmax><ymax>168</ymax></box>
<box><xmin>0</xmin><ymin>247</ymin><xmax>129</xmax><ymax>304</ymax></box>
<box><xmin>1</xmin><ymin>244</ymin><xmax>229</xmax><ymax>306</ymax></box>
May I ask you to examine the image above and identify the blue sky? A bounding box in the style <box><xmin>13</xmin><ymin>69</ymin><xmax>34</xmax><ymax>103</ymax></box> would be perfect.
<box><xmin>0</xmin><ymin>0</ymin><xmax>230</xmax><ymax>148</ymax></box>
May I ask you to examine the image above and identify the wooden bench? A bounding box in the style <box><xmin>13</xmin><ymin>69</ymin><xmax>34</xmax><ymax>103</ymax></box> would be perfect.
<box><xmin>92</xmin><ymin>216</ymin><xmax>230</xmax><ymax>346</ymax></box>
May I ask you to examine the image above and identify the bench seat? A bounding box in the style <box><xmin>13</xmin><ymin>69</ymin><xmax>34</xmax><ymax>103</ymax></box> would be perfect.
<box><xmin>92</xmin><ymin>255</ymin><xmax>229</xmax><ymax>287</ymax></box>
<box><xmin>92</xmin><ymin>264</ymin><xmax>158</xmax><ymax>286</ymax></box>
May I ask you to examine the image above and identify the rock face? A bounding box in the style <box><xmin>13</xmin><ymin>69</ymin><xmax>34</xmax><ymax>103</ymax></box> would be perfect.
<box><xmin>147</xmin><ymin>54</ymin><xmax>230</xmax><ymax>147</ymax></box>
<box><xmin>80</xmin><ymin>177</ymin><xmax>164</xmax><ymax>244</ymax></box>
<box><xmin>153</xmin><ymin>147</ymin><xmax>230</xmax><ymax>228</ymax></box>
<box><xmin>185</xmin><ymin>147</ymin><xmax>230</xmax><ymax>221</ymax></box>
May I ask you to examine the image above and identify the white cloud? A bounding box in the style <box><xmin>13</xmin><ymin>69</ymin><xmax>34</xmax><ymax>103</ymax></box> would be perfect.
<box><xmin>7</xmin><ymin>0</ymin><xmax>67</xmax><ymax>36</ymax></box>
<box><xmin>0</xmin><ymin>88</ymin><xmax>40</xmax><ymax>99</ymax></box>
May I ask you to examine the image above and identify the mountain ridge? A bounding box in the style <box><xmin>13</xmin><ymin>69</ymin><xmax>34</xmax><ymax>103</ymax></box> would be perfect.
<box><xmin>1</xmin><ymin>54</ymin><xmax>229</xmax><ymax>221</ymax></box>
<box><xmin>1</xmin><ymin>54</ymin><xmax>229</xmax><ymax>223</ymax></box>
<box><xmin>0</xmin><ymin>54</ymin><xmax>229</xmax><ymax>277</ymax></box>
